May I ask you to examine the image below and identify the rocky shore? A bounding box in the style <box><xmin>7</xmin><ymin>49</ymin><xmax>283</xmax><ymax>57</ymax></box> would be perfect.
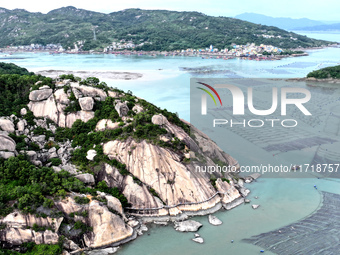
<box><xmin>0</xmin><ymin>77</ymin><xmax>253</xmax><ymax>254</ymax></box>
<box><xmin>287</xmin><ymin>77</ymin><xmax>340</xmax><ymax>84</ymax></box>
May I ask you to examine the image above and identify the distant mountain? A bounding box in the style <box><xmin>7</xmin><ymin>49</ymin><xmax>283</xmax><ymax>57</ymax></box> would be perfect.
<box><xmin>295</xmin><ymin>23</ymin><xmax>340</xmax><ymax>31</ymax></box>
<box><xmin>0</xmin><ymin>7</ymin><xmax>332</xmax><ymax>50</ymax></box>
<box><xmin>235</xmin><ymin>13</ymin><xmax>325</xmax><ymax>31</ymax></box>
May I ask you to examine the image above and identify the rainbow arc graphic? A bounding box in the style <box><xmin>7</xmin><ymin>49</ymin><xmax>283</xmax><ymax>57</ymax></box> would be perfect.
<box><xmin>197</xmin><ymin>81</ymin><xmax>223</xmax><ymax>106</ymax></box>
<box><xmin>197</xmin><ymin>82</ymin><xmax>222</xmax><ymax>115</ymax></box>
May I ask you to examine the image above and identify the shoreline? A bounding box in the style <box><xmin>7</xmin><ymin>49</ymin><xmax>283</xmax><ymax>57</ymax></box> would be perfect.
<box><xmin>287</xmin><ymin>77</ymin><xmax>340</xmax><ymax>83</ymax></box>
<box><xmin>35</xmin><ymin>70</ymin><xmax>143</xmax><ymax>81</ymax></box>
<box><xmin>3</xmin><ymin>46</ymin><xmax>337</xmax><ymax>61</ymax></box>
<box><xmin>33</xmin><ymin>68</ymin><xmax>182</xmax><ymax>82</ymax></box>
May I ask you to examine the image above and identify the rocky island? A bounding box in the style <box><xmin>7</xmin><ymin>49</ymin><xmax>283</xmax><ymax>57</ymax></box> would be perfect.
<box><xmin>0</xmin><ymin>63</ymin><xmax>250</xmax><ymax>254</ymax></box>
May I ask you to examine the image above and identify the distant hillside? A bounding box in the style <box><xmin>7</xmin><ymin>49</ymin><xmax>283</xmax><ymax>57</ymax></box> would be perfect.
<box><xmin>235</xmin><ymin>13</ymin><xmax>325</xmax><ymax>31</ymax></box>
<box><xmin>0</xmin><ymin>7</ymin><xmax>332</xmax><ymax>51</ymax></box>
<box><xmin>295</xmin><ymin>23</ymin><xmax>340</xmax><ymax>31</ymax></box>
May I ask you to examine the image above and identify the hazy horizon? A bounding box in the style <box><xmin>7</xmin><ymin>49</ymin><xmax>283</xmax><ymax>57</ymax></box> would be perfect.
<box><xmin>0</xmin><ymin>0</ymin><xmax>339</xmax><ymax>21</ymax></box>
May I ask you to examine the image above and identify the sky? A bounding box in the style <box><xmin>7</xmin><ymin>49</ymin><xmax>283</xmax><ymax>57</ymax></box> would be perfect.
<box><xmin>0</xmin><ymin>0</ymin><xmax>339</xmax><ymax>21</ymax></box>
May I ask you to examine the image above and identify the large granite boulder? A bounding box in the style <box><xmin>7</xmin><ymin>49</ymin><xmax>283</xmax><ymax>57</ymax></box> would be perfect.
<box><xmin>132</xmin><ymin>105</ymin><xmax>143</xmax><ymax>114</ymax></box>
<box><xmin>84</xmin><ymin>201</ymin><xmax>134</xmax><ymax>248</ymax></box>
<box><xmin>17</xmin><ymin>120</ymin><xmax>26</xmax><ymax>132</ymax></box>
<box><xmin>115</xmin><ymin>102</ymin><xmax>129</xmax><ymax>117</ymax></box>
<box><xmin>28</xmin><ymin>94</ymin><xmax>59</xmax><ymax>124</ymax></box>
<box><xmin>215</xmin><ymin>178</ymin><xmax>242</xmax><ymax>205</ymax></box>
<box><xmin>0</xmin><ymin>151</ymin><xmax>15</xmax><ymax>159</ymax></box>
<box><xmin>86</xmin><ymin>149</ymin><xmax>97</xmax><ymax>161</ymax></box>
<box><xmin>79</xmin><ymin>97</ymin><xmax>94</xmax><ymax>111</ymax></box>
<box><xmin>54</xmin><ymin>89</ymin><xmax>70</xmax><ymax>106</ymax></box>
<box><xmin>72</xmin><ymin>85</ymin><xmax>107</xmax><ymax>101</ymax></box>
<box><xmin>95</xmin><ymin>119</ymin><xmax>120</xmax><ymax>131</ymax></box>
<box><xmin>0</xmin><ymin>134</ymin><xmax>16</xmax><ymax>151</ymax></box>
<box><xmin>105</xmin><ymin>196</ymin><xmax>124</xmax><ymax>216</ymax></box>
<box><xmin>20</xmin><ymin>108</ymin><xmax>27</xmax><ymax>115</ymax></box>
<box><xmin>29</xmin><ymin>89</ymin><xmax>53</xmax><ymax>102</ymax></box>
<box><xmin>0</xmin><ymin>211</ymin><xmax>63</xmax><ymax>232</ymax></box>
<box><xmin>151</xmin><ymin>114</ymin><xmax>168</xmax><ymax>125</ymax></box>
<box><xmin>75</xmin><ymin>173</ymin><xmax>95</xmax><ymax>185</ymax></box>
<box><xmin>0</xmin><ymin>228</ymin><xmax>58</xmax><ymax>245</ymax></box>
<box><xmin>0</xmin><ymin>118</ymin><xmax>15</xmax><ymax>133</ymax></box>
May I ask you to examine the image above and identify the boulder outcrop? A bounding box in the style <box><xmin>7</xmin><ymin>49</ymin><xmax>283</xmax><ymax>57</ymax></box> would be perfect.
<box><xmin>75</xmin><ymin>173</ymin><xmax>95</xmax><ymax>185</ymax></box>
<box><xmin>29</xmin><ymin>88</ymin><xmax>53</xmax><ymax>101</ymax></box>
<box><xmin>0</xmin><ymin>211</ymin><xmax>63</xmax><ymax>232</ymax></box>
<box><xmin>95</xmin><ymin>119</ymin><xmax>120</xmax><ymax>131</ymax></box>
<box><xmin>0</xmin><ymin>118</ymin><xmax>15</xmax><ymax>133</ymax></box>
<box><xmin>115</xmin><ymin>102</ymin><xmax>129</xmax><ymax>117</ymax></box>
<box><xmin>0</xmin><ymin>78</ymin><xmax>247</xmax><ymax>253</ymax></box>
<box><xmin>0</xmin><ymin>228</ymin><xmax>59</xmax><ymax>245</ymax></box>
<box><xmin>151</xmin><ymin>114</ymin><xmax>168</xmax><ymax>125</ymax></box>
<box><xmin>79</xmin><ymin>97</ymin><xmax>94</xmax><ymax>111</ymax></box>
<box><xmin>0</xmin><ymin>134</ymin><xmax>16</xmax><ymax>152</ymax></box>
<box><xmin>83</xmin><ymin>201</ymin><xmax>134</xmax><ymax>248</ymax></box>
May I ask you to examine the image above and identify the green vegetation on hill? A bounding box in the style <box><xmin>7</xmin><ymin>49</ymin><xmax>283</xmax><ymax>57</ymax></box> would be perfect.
<box><xmin>0</xmin><ymin>63</ymin><xmax>188</xmax><ymax>217</ymax></box>
<box><xmin>0</xmin><ymin>242</ymin><xmax>62</xmax><ymax>255</ymax></box>
<box><xmin>0</xmin><ymin>63</ymin><xmax>53</xmax><ymax>116</ymax></box>
<box><xmin>0</xmin><ymin>63</ymin><xmax>33</xmax><ymax>75</ymax></box>
<box><xmin>307</xmin><ymin>65</ymin><xmax>340</xmax><ymax>79</ymax></box>
<box><xmin>0</xmin><ymin>6</ymin><xmax>332</xmax><ymax>50</ymax></box>
<box><xmin>0</xmin><ymin>63</ymin><xmax>195</xmax><ymax>253</ymax></box>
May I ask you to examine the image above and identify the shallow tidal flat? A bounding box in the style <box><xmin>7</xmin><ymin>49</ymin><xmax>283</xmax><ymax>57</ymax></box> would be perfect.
<box><xmin>36</xmin><ymin>70</ymin><xmax>143</xmax><ymax>80</ymax></box>
<box><xmin>244</xmin><ymin>191</ymin><xmax>340</xmax><ymax>254</ymax></box>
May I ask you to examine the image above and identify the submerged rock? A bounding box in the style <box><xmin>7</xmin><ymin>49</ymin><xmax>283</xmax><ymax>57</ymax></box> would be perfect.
<box><xmin>192</xmin><ymin>237</ymin><xmax>204</xmax><ymax>244</ymax></box>
<box><xmin>174</xmin><ymin>220</ymin><xmax>202</xmax><ymax>232</ymax></box>
<box><xmin>252</xmin><ymin>204</ymin><xmax>260</xmax><ymax>209</ymax></box>
<box><xmin>208</xmin><ymin>215</ymin><xmax>223</xmax><ymax>226</ymax></box>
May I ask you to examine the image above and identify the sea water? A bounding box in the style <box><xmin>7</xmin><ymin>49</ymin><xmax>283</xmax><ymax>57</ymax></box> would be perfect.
<box><xmin>1</xmin><ymin>33</ymin><xmax>340</xmax><ymax>254</ymax></box>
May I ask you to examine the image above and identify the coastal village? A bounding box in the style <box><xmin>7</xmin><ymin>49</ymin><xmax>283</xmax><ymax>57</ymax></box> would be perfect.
<box><xmin>2</xmin><ymin>40</ymin><xmax>308</xmax><ymax>61</ymax></box>
<box><xmin>0</xmin><ymin>34</ymin><xmax>308</xmax><ymax>61</ymax></box>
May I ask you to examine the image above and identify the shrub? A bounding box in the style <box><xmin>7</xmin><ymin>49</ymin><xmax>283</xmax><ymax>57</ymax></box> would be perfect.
<box><xmin>73</xmin><ymin>221</ymin><xmax>92</xmax><ymax>234</ymax></box>
<box><xmin>74</xmin><ymin>196</ymin><xmax>90</xmax><ymax>205</ymax></box>
<box><xmin>49</xmin><ymin>158</ymin><xmax>62</xmax><ymax>166</ymax></box>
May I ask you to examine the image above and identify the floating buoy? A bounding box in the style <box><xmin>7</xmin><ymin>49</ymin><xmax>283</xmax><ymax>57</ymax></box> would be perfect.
<box><xmin>260</xmin><ymin>250</ymin><xmax>265</xmax><ymax>253</ymax></box>
<box><xmin>314</xmin><ymin>185</ymin><xmax>317</xmax><ymax>189</ymax></box>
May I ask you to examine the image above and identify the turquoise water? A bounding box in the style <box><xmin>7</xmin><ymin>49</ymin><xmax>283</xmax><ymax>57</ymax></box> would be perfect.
<box><xmin>1</xmin><ymin>34</ymin><xmax>340</xmax><ymax>254</ymax></box>
<box><xmin>1</xmin><ymin>46</ymin><xmax>340</xmax><ymax>121</ymax></box>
